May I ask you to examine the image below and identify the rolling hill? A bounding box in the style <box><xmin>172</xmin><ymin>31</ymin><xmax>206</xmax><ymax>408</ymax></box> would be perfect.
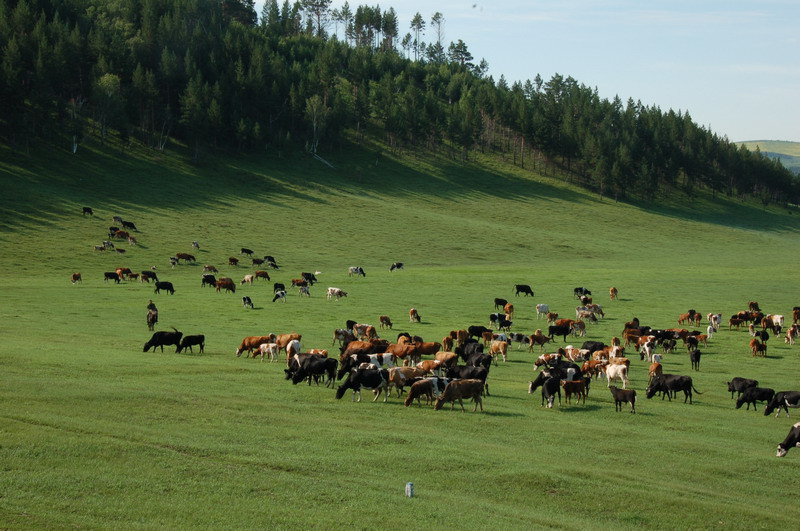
<box><xmin>737</xmin><ymin>140</ymin><xmax>800</xmax><ymax>174</ymax></box>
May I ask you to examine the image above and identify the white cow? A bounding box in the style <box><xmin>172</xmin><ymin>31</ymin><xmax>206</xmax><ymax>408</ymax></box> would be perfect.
<box><xmin>258</xmin><ymin>342</ymin><xmax>280</xmax><ymax>362</ymax></box>
<box><xmin>326</xmin><ymin>287</ymin><xmax>348</xmax><ymax>301</ymax></box>
<box><xmin>536</xmin><ymin>304</ymin><xmax>550</xmax><ymax>319</ymax></box>
<box><xmin>606</xmin><ymin>364</ymin><xmax>629</xmax><ymax>389</ymax></box>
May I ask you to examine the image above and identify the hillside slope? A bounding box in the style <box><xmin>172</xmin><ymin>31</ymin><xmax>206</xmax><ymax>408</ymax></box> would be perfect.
<box><xmin>1</xmin><ymin>140</ymin><xmax>800</xmax><ymax>528</ymax></box>
<box><xmin>738</xmin><ymin>140</ymin><xmax>800</xmax><ymax>174</ymax></box>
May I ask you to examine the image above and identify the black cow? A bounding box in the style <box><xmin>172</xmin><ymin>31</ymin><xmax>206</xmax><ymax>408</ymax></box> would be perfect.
<box><xmin>514</xmin><ymin>284</ymin><xmax>534</xmax><ymax>297</ymax></box>
<box><xmin>201</xmin><ymin>274</ymin><xmax>217</xmax><ymax>288</ymax></box>
<box><xmin>776</xmin><ymin>422</ymin><xmax>800</xmax><ymax>457</ymax></box>
<box><xmin>242</xmin><ymin>296</ymin><xmax>254</xmax><ymax>309</ymax></box>
<box><xmin>177</xmin><ymin>334</ymin><xmax>205</xmax><ymax>354</ymax></box>
<box><xmin>345</xmin><ymin>320</ymin><xmax>358</xmax><ymax>333</ymax></box>
<box><xmin>113</xmin><ymin>215</ymin><xmax>123</xmax><ymax>223</ymax></box>
<box><xmin>727</xmin><ymin>377</ymin><xmax>759</xmax><ymax>399</ymax></box>
<box><xmin>252</xmin><ymin>258</ymin><xmax>265</xmax><ymax>266</ymax></box>
<box><xmin>335</xmin><ymin>368</ymin><xmax>390</xmax><ymax>402</ymax></box>
<box><xmin>455</xmin><ymin>342</ymin><xmax>484</xmax><ymax>361</ymax></box>
<box><xmin>121</xmin><ymin>220</ymin><xmax>137</xmax><ymax>231</ymax></box>
<box><xmin>82</xmin><ymin>207</ymin><xmax>93</xmax><ymax>216</ymax></box>
<box><xmin>389</xmin><ymin>262</ymin><xmax>404</xmax><ymax>272</ymax></box>
<box><xmin>108</xmin><ymin>226</ymin><xmax>120</xmax><ymax>234</ymax></box>
<box><xmin>266</xmin><ymin>260</ymin><xmax>280</xmax><ymax>269</ymax></box>
<box><xmin>468</xmin><ymin>325</ymin><xmax>491</xmax><ymax>338</ymax></box>
<box><xmin>154</xmin><ymin>281</ymin><xmax>175</xmax><ymax>295</ymax></box>
<box><xmin>754</xmin><ymin>330</ymin><xmax>770</xmax><ymax>342</ymax></box>
<box><xmin>646</xmin><ymin>374</ymin><xmax>702</xmax><ymax>404</ymax></box>
<box><xmin>498</xmin><ymin>319</ymin><xmax>512</xmax><ymax>331</ymax></box>
<box><xmin>445</xmin><ymin>366</ymin><xmax>490</xmax><ymax>396</ymax></box>
<box><xmin>661</xmin><ymin>338</ymin><xmax>677</xmax><ymax>353</ymax></box>
<box><xmin>543</xmin><ymin>360</ymin><xmax>583</xmax><ymax>381</ymax></box>
<box><xmin>104</xmin><ymin>272</ymin><xmax>121</xmax><ymax>283</ymax></box>
<box><xmin>292</xmin><ymin>356</ymin><xmax>338</xmax><ymax>387</ymax></box>
<box><xmin>494</xmin><ymin>298</ymin><xmax>508</xmax><ymax>310</ymax></box>
<box><xmin>689</xmin><ymin>349</ymin><xmax>701</xmax><ymax>371</ymax></box>
<box><xmin>573</xmin><ymin>287</ymin><xmax>591</xmax><ymax>299</ymax></box>
<box><xmin>301</xmin><ymin>272</ymin><xmax>318</xmax><ymax>285</ymax></box>
<box><xmin>465</xmin><ymin>353</ymin><xmax>492</xmax><ymax>371</ymax></box>
<box><xmin>609</xmin><ymin>386</ymin><xmax>636</xmax><ymax>413</ymax></box>
<box><xmin>736</xmin><ymin>387</ymin><xmax>775</xmax><ymax>411</ymax></box>
<box><xmin>528</xmin><ymin>372</ymin><xmax>560</xmax><ymax>408</ymax></box>
<box><xmin>143</xmin><ymin>328</ymin><xmax>183</xmax><ymax>352</ymax></box>
<box><xmin>273</xmin><ymin>282</ymin><xmax>286</xmax><ymax>293</ymax></box>
<box><xmin>764</xmin><ymin>391</ymin><xmax>800</xmax><ymax>417</ymax></box>
<box><xmin>264</xmin><ymin>255</ymin><xmax>277</xmax><ymax>264</ymax></box>
<box><xmin>241</xmin><ymin>248</ymin><xmax>254</xmax><ymax>255</ymax></box>
<box><xmin>580</xmin><ymin>341</ymin><xmax>606</xmax><ymax>353</ymax></box>
<box><xmin>549</xmin><ymin>325</ymin><xmax>572</xmax><ymax>342</ymax></box>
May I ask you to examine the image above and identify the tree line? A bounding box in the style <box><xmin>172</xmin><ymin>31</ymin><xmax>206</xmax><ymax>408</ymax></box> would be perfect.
<box><xmin>1</xmin><ymin>0</ymin><xmax>797</xmax><ymax>204</ymax></box>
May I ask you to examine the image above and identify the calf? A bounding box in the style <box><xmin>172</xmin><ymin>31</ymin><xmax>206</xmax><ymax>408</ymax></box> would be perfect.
<box><xmin>776</xmin><ymin>422</ymin><xmax>800</xmax><ymax>457</ymax></box>
<box><xmin>609</xmin><ymin>287</ymin><xmax>618</xmax><ymax>300</ymax></box>
<box><xmin>434</xmin><ymin>379</ymin><xmax>484</xmax><ymax>412</ymax></box>
<box><xmin>561</xmin><ymin>379</ymin><xmax>588</xmax><ymax>404</ymax></box>
<box><xmin>609</xmin><ymin>386</ymin><xmax>636</xmax><ymax>413</ymax></box>
<box><xmin>154</xmin><ymin>281</ymin><xmax>175</xmax><ymax>295</ymax></box>
<box><xmin>272</xmin><ymin>290</ymin><xmax>287</xmax><ymax>302</ymax></box>
<box><xmin>143</xmin><ymin>328</ymin><xmax>183</xmax><ymax>352</ymax></box>
<box><xmin>404</xmin><ymin>379</ymin><xmax>435</xmax><ymax>407</ymax></box>
<box><xmin>177</xmin><ymin>334</ymin><xmax>205</xmax><ymax>354</ymax></box>
<box><xmin>257</xmin><ymin>342</ymin><xmax>280</xmax><ymax>362</ymax></box>
<box><xmin>736</xmin><ymin>387</ymin><xmax>775</xmax><ymax>411</ymax></box>
<box><xmin>689</xmin><ymin>349</ymin><xmax>701</xmax><ymax>371</ymax></box>
<box><xmin>235</xmin><ymin>335</ymin><xmax>275</xmax><ymax>357</ymax></box>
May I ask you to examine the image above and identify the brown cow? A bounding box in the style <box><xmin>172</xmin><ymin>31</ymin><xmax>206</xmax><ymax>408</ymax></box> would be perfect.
<box><xmin>527</xmin><ymin>331</ymin><xmax>552</xmax><ymax>352</ymax></box>
<box><xmin>561</xmin><ymin>380</ymin><xmax>588</xmax><ymax>404</ymax></box>
<box><xmin>228</xmin><ymin>257</ymin><xmax>239</xmax><ymax>266</ymax></box>
<box><xmin>215</xmin><ymin>278</ymin><xmax>236</xmax><ymax>293</ymax></box>
<box><xmin>582</xmin><ymin>360</ymin><xmax>607</xmax><ymax>379</ymax></box>
<box><xmin>276</xmin><ymin>333</ymin><xmax>302</xmax><ymax>356</ymax></box>
<box><xmin>455</xmin><ymin>329</ymin><xmax>468</xmax><ymax>347</ymax></box>
<box><xmin>489</xmin><ymin>340</ymin><xmax>508</xmax><ymax>363</ymax></box>
<box><xmin>609</xmin><ymin>287</ymin><xmax>618</xmax><ymax>300</ymax></box>
<box><xmin>434</xmin><ymin>351</ymin><xmax>459</xmax><ymax>369</ymax></box>
<box><xmin>546</xmin><ymin>312</ymin><xmax>559</xmax><ymax>324</ymax></box>
<box><xmin>416</xmin><ymin>359</ymin><xmax>443</xmax><ymax>375</ymax></box>
<box><xmin>441</xmin><ymin>336</ymin><xmax>454</xmax><ymax>351</ymax></box>
<box><xmin>384</xmin><ymin>343</ymin><xmax>419</xmax><ymax>365</ymax></box>
<box><xmin>434</xmin><ymin>379</ymin><xmax>484</xmax><ymax>412</ymax></box>
<box><xmin>115</xmin><ymin>267</ymin><xmax>132</xmax><ymax>279</ymax></box>
<box><xmin>750</xmin><ymin>338</ymin><xmax>767</xmax><ymax>357</ymax></box>
<box><xmin>175</xmin><ymin>252</ymin><xmax>195</xmax><ymax>263</ymax></box>
<box><xmin>503</xmin><ymin>303</ymin><xmax>514</xmax><ymax>319</ymax></box>
<box><xmin>291</xmin><ymin>278</ymin><xmax>308</xmax><ymax>288</ymax></box>
<box><xmin>379</xmin><ymin>315</ymin><xmax>393</xmax><ymax>329</ymax></box>
<box><xmin>414</xmin><ymin>341</ymin><xmax>441</xmax><ymax>357</ymax></box>
<box><xmin>254</xmin><ymin>270</ymin><xmax>271</xmax><ymax>281</ymax></box>
<box><xmin>481</xmin><ymin>331</ymin><xmax>494</xmax><ymax>347</ymax></box>
<box><xmin>409</xmin><ymin>308</ymin><xmax>421</xmax><ymax>323</ymax></box>
<box><xmin>236</xmin><ymin>335</ymin><xmax>275</xmax><ymax>357</ymax></box>
<box><xmin>339</xmin><ymin>340</ymin><xmax>374</xmax><ymax>360</ymax></box>
<box><xmin>71</xmin><ymin>272</ymin><xmax>82</xmax><ymax>284</ymax></box>
<box><xmin>404</xmin><ymin>379</ymin><xmax>435</xmax><ymax>407</ymax></box>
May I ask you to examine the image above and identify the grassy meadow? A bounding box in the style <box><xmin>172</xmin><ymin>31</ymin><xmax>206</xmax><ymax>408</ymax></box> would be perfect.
<box><xmin>1</xmin><ymin>138</ymin><xmax>800</xmax><ymax>529</ymax></box>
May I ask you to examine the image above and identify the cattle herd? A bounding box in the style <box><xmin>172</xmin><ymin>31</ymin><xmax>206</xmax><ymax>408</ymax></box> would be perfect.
<box><xmin>80</xmin><ymin>206</ymin><xmax>800</xmax><ymax>457</ymax></box>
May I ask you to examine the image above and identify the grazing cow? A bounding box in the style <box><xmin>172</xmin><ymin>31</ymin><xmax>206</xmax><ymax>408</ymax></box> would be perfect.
<box><xmin>241</xmin><ymin>274</ymin><xmax>255</xmax><ymax>285</ymax></box>
<box><xmin>416</xmin><ymin>359</ymin><xmax>443</xmax><ymax>375</ymax></box>
<box><xmin>389</xmin><ymin>262</ymin><xmax>404</xmax><ymax>272</ymax></box>
<box><xmin>335</xmin><ymin>368</ymin><xmax>390</xmax><ymax>402</ymax></box>
<box><xmin>646</xmin><ymin>374</ymin><xmax>702</xmax><ymax>404</ymax></box>
<box><xmin>689</xmin><ymin>349</ymin><xmax>701</xmax><ymax>371</ymax></box>
<box><xmin>573</xmin><ymin>287</ymin><xmax>591</xmax><ymax>299</ymax></box>
<box><xmin>536</xmin><ymin>304</ymin><xmax>550</xmax><ymax>319</ymax></box>
<box><xmin>404</xmin><ymin>379</ymin><xmax>436</xmax><ymax>407</ymax></box>
<box><xmin>228</xmin><ymin>257</ymin><xmax>239</xmax><ymax>266</ymax></box>
<box><xmin>514</xmin><ymin>284</ymin><xmax>534</xmax><ymax>297</ymax></box>
<box><xmin>291</xmin><ymin>278</ymin><xmax>308</xmax><ymax>288</ymax></box>
<box><xmin>353</xmin><ymin>324</ymin><xmax>378</xmax><ymax>340</ymax></box>
<box><xmin>786</xmin><ymin>325</ymin><xmax>800</xmax><ymax>345</ymax></box>
<box><xmin>104</xmin><ymin>272</ymin><xmax>121</xmax><ymax>284</ymax></box>
<box><xmin>581</xmin><ymin>360</ymin><xmax>606</xmax><ymax>379</ymax></box>
<box><xmin>729</xmin><ymin>317</ymin><xmax>745</xmax><ymax>329</ymax></box>
<box><xmin>175</xmin><ymin>253</ymin><xmax>195</xmax><ymax>263</ymax></box>
<box><xmin>561</xmin><ymin>379</ymin><xmax>589</xmax><ymax>404</ymax></box>
<box><xmin>648</xmin><ymin>362</ymin><xmax>662</xmax><ymax>384</ymax></box>
<box><xmin>82</xmin><ymin>207</ymin><xmax>93</xmax><ymax>216</ymax></box>
<box><xmin>141</xmin><ymin>270</ymin><xmax>158</xmax><ymax>283</ymax></box>
<box><xmin>252</xmin><ymin>258</ymin><xmax>265</xmax><ymax>266</ymax></box>
<box><xmin>434</xmin><ymin>379</ymin><xmax>484</xmax><ymax>412</ymax></box>
<box><xmin>605</xmin><ymin>364</ymin><xmax>629</xmax><ymax>389</ymax></box>
<box><xmin>348</xmin><ymin>266</ymin><xmax>366</xmax><ymax>277</ymax></box>
<box><xmin>272</xmin><ymin>290</ymin><xmax>287</xmax><ymax>302</ymax></box>
<box><xmin>203</xmin><ymin>265</ymin><xmax>218</xmax><ymax>273</ymax></box>
<box><xmin>661</xmin><ymin>339</ymin><xmax>677</xmax><ymax>354</ymax></box>
<box><xmin>326</xmin><ymin>287</ymin><xmax>347</xmax><ymax>301</ymax></box>
<box><xmin>609</xmin><ymin>386</ymin><xmax>636</xmax><ymax>413</ymax></box>
<box><xmin>389</xmin><ymin>366</ymin><xmax>431</xmax><ymax>397</ymax></box>
<box><xmin>764</xmin><ymin>391</ymin><xmax>800</xmax><ymax>417</ymax></box>
<box><xmin>114</xmin><ymin>230</ymin><xmax>130</xmax><ymax>240</ymax></box>
<box><xmin>71</xmin><ymin>272</ymin><xmax>82</xmax><ymax>284</ymax></box>
<box><xmin>736</xmin><ymin>387</ymin><xmax>775</xmax><ymax>411</ymax></box>
<box><xmin>121</xmin><ymin>220</ymin><xmax>137</xmax><ymax>231</ymax></box>
<box><xmin>242</xmin><ymin>296</ymin><xmax>254</xmax><ymax>309</ymax></box>
<box><xmin>528</xmin><ymin>372</ymin><xmax>561</xmax><ymax>408</ymax></box>
<box><xmin>215</xmin><ymin>278</ymin><xmax>236</xmax><ymax>293</ymax></box>
<box><xmin>332</xmin><ymin>328</ymin><xmax>356</xmax><ymax>346</ymax></box>
<box><xmin>527</xmin><ymin>332</ymin><xmax>552</xmax><ymax>352</ymax></box>
<box><xmin>442</xmin><ymin>336</ymin><xmax>454</xmax><ymax>351</ymax></box>
<box><xmin>201</xmin><ymin>274</ymin><xmax>217</xmax><ymax>288</ymax></box>
<box><xmin>143</xmin><ymin>328</ymin><xmax>183</xmax><ymax>352</ymax></box>
<box><xmin>409</xmin><ymin>308</ymin><xmax>421</xmax><ymax>323</ymax></box>
<box><xmin>241</xmin><ymin>248</ymin><xmax>254</xmax><ymax>256</ymax></box>
<box><xmin>154</xmin><ymin>281</ymin><xmax>175</xmax><ymax>295</ymax></box>
<box><xmin>776</xmin><ymin>422</ymin><xmax>800</xmax><ymax>457</ymax></box>
<box><xmin>446</xmin><ymin>366</ymin><xmax>490</xmax><ymax>396</ymax></box>
<box><xmin>609</xmin><ymin>287</ymin><xmax>618</xmax><ymax>300</ymax></box>
<box><xmin>192</xmin><ymin>241</ymin><xmax>200</xmax><ymax>249</ymax></box>
<box><xmin>254</xmin><ymin>270</ymin><xmax>271</xmax><ymax>281</ymax></box>
<box><xmin>235</xmin><ymin>335</ymin><xmax>275</xmax><ymax>357</ymax></box>
<box><xmin>728</xmin><ymin>377</ymin><xmax>759</xmax><ymax>399</ymax></box>
<box><xmin>468</xmin><ymin>325</ymin><xmax>492</xmax><ymax>339</ymax></box>
<box><xmin>257</xmin><ymin>342</ymin><xmax>280</xmax><ymax>362</ymax></box>
<box><xmin>291</xmin><ymin>356</ymin><xmax>338</xmax><ymax>387</ymax></box>
<box><xmin>177</xmin><ymin>334</ymin><xmax>205</xmax><ymax>354</ymax></box>
<box><xmin>489</xmin><ymin>340</ymin><xmax>508</xmax><ymax>363</ymax></box>
<box><xmin>379</xmin><ymin>315</ymin><xmax>393</xmax><ymax>330</ymax></box>
<box><xmin>494</xmin><ymin>298</ymin><xmax>508</xmax><ymax>310</ymax></box>
<box><xmin>301</xmin><ymin>272</ymin><xmax>318</xmax><ymax>285</ymax></box>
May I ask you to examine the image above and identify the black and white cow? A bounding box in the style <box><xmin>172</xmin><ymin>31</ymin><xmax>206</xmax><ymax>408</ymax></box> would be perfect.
<box><xmin>301</xmin><ymin>272</ymin><xmax>318</xmax><ymax>285</ymax></box>
<box><xmin>348</xmin><ymin>266</ymin><xmax>366</xmax><ymax>277</ymax></box>
<box><xmin>291</xmin><ymin>356</ymin><xmax>338</xmax><ymax>387</ymax></box>
<box><xmin>528</xmin><ymin>372</ymin><xmax>560</xmax><ymax>408</ymax></box>
<box><xmin>776</xmin><ymin>422</ymin><xmax>800</xmax><ymax>457</ymax></box>
<box><xmin>272</xmin><ymin>290</ymin><xmax>287</xmax><ymax>302</ymax></box>
<box><xmin>242</xmin><ymin>296</ymin><xmax>254</xmax><ymax>309</ymax></box>
<box><xmin>764</xmin><ymin>391</ymin><xmax>800</xmax><ymax>417</ymax></box>
<box><xmin>735</xmin><ymin>387</ymin><xmax>775</xmax><ymax>411</ymax></box>
<box><xmin>389</xmin><ymin>262</ymin><xmax>404</xmax><ymax>272</ymax></box>
<box><xmin>335</xmin><ymin>368</ymin><xmax>390</xmax><ymax>402</ymax></box>
<box><xmin>573</xmin><ymin>287</ymin><xmax>591</xmax><ymax>299</ymax></box>
<box><xmin>728</xmin><ymin>377</ymin><xmax>759</xmax><ymax>399</ymax></box>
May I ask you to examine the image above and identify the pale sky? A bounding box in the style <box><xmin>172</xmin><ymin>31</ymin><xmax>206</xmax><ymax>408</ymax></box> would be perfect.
<box><xmin>255</xmin><ymin>1</ymin><xmax>799</xmax><ymax>142</ymax></box>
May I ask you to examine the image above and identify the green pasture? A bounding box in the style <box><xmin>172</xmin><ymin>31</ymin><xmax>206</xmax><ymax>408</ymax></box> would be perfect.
<box><xmin>1</xmin><ymin>139</ymin><xmax>800</xmax><ymax>529</ymax></box>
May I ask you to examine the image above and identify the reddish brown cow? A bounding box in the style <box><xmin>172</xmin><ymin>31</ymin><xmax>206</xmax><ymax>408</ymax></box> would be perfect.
<box><xmin>503</xmin><ymin>303</ymin><xmax>514</xmax><ymax>318</ymax></box>
<box><xmin>175</xmin><ymin>252</ymin><xmax>195</xmax><ymax>263</ymax></box>
<box><xmin>434</xmin><ymin>351</ymin><xmax>459</xmax><ymax>368</ymax></box>
<box><xmin>254</xmin><ymin>270</ymin><xmax>271</xmax><ymax>281</ymax></box>
<box><xmin>71</xmin><ymin>272</ymin><xmax>82</xmax><ymax>284</ymax></box>
<box><xmin>215</xmin><ymin>278</ymin><xmax>236</xmax><ymax>293</ymax></box>
<box><xmin>235</xmin><ymin>335</ymin><xmax>275</xmax><ymax>357</ymax></box>
<box><xmin>582</xmin><ymin>360</ymin><xmax>607</xmax><ymax>379</ymax></box>
<box><xmin>434</xmin><ymin>380</ymin><xmax>484</xmax><ymax>412</ymax></box>
<box><xmin>379</xmin><ymin>315</ymin><xmax>393</xmax><ymax>329</ymax></box>
<box><xmin>441</xmin><ymin>336</ymin><xmax>454</xmax><ymax>351</ymax></box>
<box><xmin>228</xmin><ymin>257</ymin><xmax>239</xmax><ymax>266</ymax></box>
<box><xmin>409</xmin><ymin>308</ymin><xmax>421</xmax><ymax>323</ymax></box>
<box><xmin>609</xmin><ymin>287</ymin><xmax>618</xmax><ymax>300</ymax></box>
<box><xmin>527</xmin><ymin>332</ymin><xmax>552</xmax><ymax>352</ymax></box>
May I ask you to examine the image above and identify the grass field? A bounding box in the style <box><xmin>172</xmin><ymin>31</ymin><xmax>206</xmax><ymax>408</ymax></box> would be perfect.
<box><xmin>1</xmin><ymin>137</ymin><xmax>800</xmax><ymax>529</ymax></box>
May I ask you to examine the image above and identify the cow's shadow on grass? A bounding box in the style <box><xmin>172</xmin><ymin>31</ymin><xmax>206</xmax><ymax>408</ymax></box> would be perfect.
<box><xmin>481</xmin><ymin>411</ymin><xmax>525</xmax><ymax>417</ymax></box>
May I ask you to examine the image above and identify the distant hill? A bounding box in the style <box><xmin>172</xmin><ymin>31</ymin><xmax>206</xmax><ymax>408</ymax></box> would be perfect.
<box><xmin>737</xmin><ymin>140</ymin><xmax>800</xmax><ymax>175</ymax></box>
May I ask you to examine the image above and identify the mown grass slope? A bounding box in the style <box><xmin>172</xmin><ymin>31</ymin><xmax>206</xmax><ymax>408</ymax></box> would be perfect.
<box><xmin>1</xmin><ymin>138</ymin><xmax>800</xmax><ymax>529</ymax></box>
